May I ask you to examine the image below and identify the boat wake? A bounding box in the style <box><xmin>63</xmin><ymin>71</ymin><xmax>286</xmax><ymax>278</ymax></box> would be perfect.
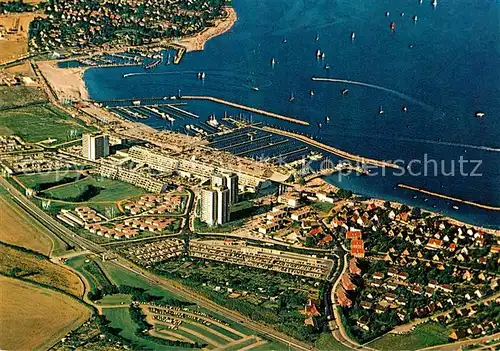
<box><xmin>312</xmin><ymin>77</ymin><xmax>442</xmax><ymax>115</ymax></box>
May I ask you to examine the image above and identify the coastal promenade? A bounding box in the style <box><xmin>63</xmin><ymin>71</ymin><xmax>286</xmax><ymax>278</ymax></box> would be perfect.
<box><xmin>398</xmin><ymin>184</ymin><xmax>500</xmax><ymax>211</ymax></box>
<box><xmin>257</xmin><ymin>125</ymin><xmax>401</xmax><ymax>169</ymax></box>
<box><xmin>181</xmin><ymin>96</ymin><xmax>310</xmax><ymax>126</ymax></box>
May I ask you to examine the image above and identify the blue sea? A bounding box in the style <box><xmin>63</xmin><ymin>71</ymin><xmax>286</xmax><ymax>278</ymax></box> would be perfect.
<box><xmin>84</xmin><ymin>0</ymin><xmax>500</xmax><ymax>228</ymax></box>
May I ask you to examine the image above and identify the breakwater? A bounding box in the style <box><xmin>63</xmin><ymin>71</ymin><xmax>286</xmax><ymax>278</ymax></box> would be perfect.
<box><xmin>257</xmin><ymin>126</ymin><xmax>401</xmax><ymax>169</ymax></box>
<box><xmin>181</xmin><ymin>96</ymin><xmax>310</xmax><ymax>126</ymax></box>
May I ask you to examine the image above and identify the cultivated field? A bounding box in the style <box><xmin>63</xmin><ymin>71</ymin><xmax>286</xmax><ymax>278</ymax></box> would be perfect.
<box><xmin>0</xmin><ymin>243</ymin><xmax>84</xmax><ymax>297</ymax></box>
<box><xmin>0</xmin><ymin>275</ymin><xmax>90</xmax><ymax>351</ymax></box>
<box><xmin>0</xmin><ymin>193</ymin><xmax>54</xmax><ymax>255</ymax></box>
<box><xmin>0</xmin><ymin>13</ymin><xmax>40</xmax><ymax>63</ymax></box>
<box><xmin>0</xmin><ymin>104</ymin><xmax>91</xmax><ymax>143</ymax></box>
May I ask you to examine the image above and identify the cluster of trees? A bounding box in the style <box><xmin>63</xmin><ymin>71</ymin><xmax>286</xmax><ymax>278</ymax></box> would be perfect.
<box><xmin>0</xmin><ymin>0</ymin><xmax>38</xmax><ymax>13</ymax></box>
<box><xmin>155</xmin><ymin>259</ymin><xmax>326</xmax><ymax>343</ymax></box>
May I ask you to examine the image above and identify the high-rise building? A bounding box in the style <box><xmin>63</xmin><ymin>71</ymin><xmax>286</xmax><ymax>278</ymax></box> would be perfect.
<box><xmin>82</xmin><ymin>133</ymin><xmax>109</xmax><ymax>161</ymax></box>
<box><xmin>215</xmin><ymin>186</ymin><xmax>230</xmax><ymax>225</ymax></box>
<box><xmin>200</xmin><ymin>188</ymin><xmax>217</xmax><ymax>226</ymax></box>
<box><xmin>212</xmin><ymin>173</ymin><xmax>238</xmax><ymax>205</ymax></box>
<box><xmin>212</xmin><ymin>174</ymin><xmax>227</xmax><ymax>188</ymax></box>
<box><xmin>225</xmin><ymin>173</ymin><xmax>239</xmax><ymax>205</ymax></box>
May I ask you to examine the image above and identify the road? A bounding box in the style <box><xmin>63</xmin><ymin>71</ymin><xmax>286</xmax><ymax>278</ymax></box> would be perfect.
<box><xmin>0</xmin><ymin>177</ymin><xmax>312</xmax><ymax>350</ymax></box>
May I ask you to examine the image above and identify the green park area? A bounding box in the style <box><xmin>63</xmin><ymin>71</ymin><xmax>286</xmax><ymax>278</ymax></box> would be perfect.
<box><xmin>366</xmin><ymin>323</ymin><xmax>449</xmax><ymax>351</ymax></box>
<box><xmin>0</xmin><ymin>103</ymin><xmax>92</xmax><ymax>143</ymax></box>
<box><xmin>0</xmin><ymin>86</ymin><xmax>47</xmax><ymax>109</ymax></box>
<box><xmin>40</xmin><ymin>176</ymin><xmax>147</xmax><ymax>203</ymax></box>
<box><xmin>67</xmin><ymin>255</ymin><xmax>283</xmax><ymax>350</ymax></box>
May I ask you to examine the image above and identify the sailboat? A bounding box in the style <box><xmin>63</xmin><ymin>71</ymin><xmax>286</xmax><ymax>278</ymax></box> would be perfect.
<box><xmin>271</xmin><ymin>58</ymin><xmax>276</xmax><ymax>66</ymax></box>
<box><xmin>316</xmin><ymin>49</ymin><xmax>322</xmax><ymax>58</ymax></box>
<box><xmin>310</xmin><ymin>89</ymin><xmax>315</xmax><ymax>96</ymax></box>
<box><xmin>315</xmin><ymin>33</ymin><xmax>320</xmax><ymax>41</ymax></box>
<box><xmin>289</xmin><ymin>92</ymin><xmax>295</xmax><ymax>102</ymax></box>
<box><xmin>166</xmin><ymin>53</ymin><xmax>171</xmax><ymax>65</ymax></box>
<box><xmin>350</xmin><ymin>32</ymin><xmax>356</xmax><ymax>40</ymax></box>
<box><xmin>378</xmin><ymin>106</ymin><xmax>384</xmax><ymax>115</ymax></box>
<box><xmin>325</xmin><ymin>116</ymin><xmax>330</xmax><ymax>123</ymax></box>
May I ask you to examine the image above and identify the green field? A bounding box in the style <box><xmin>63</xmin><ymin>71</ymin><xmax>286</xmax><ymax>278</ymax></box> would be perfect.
<box><xmin>366</xmin><ymin>323</ymin><xmax>449</xmax><ymax>351</ymax></box>
<box><xmin>16</xmin><ymin>171</ymin><xmax>84</xmax><ymax>189</ymax></box>
<box><xmin>66</xmin><ymin>255</ymin><xmax>114</xmax><ymax>294</ymax></box>
<box><xmin>41</xmin><ymin>176</ymin><xmax>147</xmax><ymax>203</ymax></box>
<box><xmin>315</xmin><ymin>333</ymin><xmax>351</xmax><ymax>351</ymax></box>
<box><xmin>0</xmin><ymin>104</ymin><xmax>93</xmax><ymax>143</ymax></box>
<box><xmin>312</xmin><ymin>201</ymin><xmax>335</xmax><ymax>214</ymax></box>
<box><xmin>103</xmin><ymin>307</ymin><xmax>191</xmax><ymax>350</ymax></box>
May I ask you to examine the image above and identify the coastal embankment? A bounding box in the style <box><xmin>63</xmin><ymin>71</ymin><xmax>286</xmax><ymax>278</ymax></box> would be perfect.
<box><xmin>173</xmin><ymin>7</ymin><xmax>237</xmax><ymax>52</ymax></box>
<box><xmin>181</xmin><ymin>95</ymin><xmax>310</xmax><ymax>126</ymax></box>
<box><xmin>398</xmin><ymin>183</ymin><xmax>500</xmax><ymax>211</ymax></box>
<box><xmin>257</xmin><ymin>125</ymin><xmax>400</xmax><ymax>169</ymax></box>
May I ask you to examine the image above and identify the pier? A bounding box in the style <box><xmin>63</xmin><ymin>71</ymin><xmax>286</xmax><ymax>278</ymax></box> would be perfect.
<box><xmin>257</xmin><ymin>126</ymin><xmax>401</xmax><ymax>169</ymax></box>
<box><xmin>173</xmin><ymin>46</ymin><xmax>186</xmax><ymax>64</ymax></box>
<box><xmin>181</xmin><ymin>96</ymin><xmax>310</xmax><ymax>126</ymax></box>
<box><xmin>398</xmin><ymin>184</ymin><xmax>500</xmax><ymax>211</ymax></box>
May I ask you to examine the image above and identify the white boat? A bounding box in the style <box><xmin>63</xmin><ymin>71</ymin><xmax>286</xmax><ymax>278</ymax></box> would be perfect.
<box><xmin>289</xmin><ymin>92</ymin><xmax>295</xmax><ymax>102</ymax></box>
<box><xmin>315</xmin><ymin>33</ymin><xmax>319</xmax><ymax>41</ymax></box>
<box><xmin>325</xmin><ymin>116</ymin><xmax>330</xmax><ymax>123</ymax></box>
<box><xmin>378</xmin><ymin>106</ymin><xmax>384</xmax><ymax>114</ymax></box>
<box><xmin>271</xmin><ymin>58</ymin><xmax>276</xmax><ymax>66</ymax></box>
<box><xmin>401</xmin><ymin>12</ymin><xmax>405</xmax><ymax>17</ymax></box>
<box><xmin>316</xmin><ymin>49</ymin><xmax>322</xmax><ymax>57</ymax></box>
<box><xmin>252</xmin><ymin>87</ymin><xmax>259</xmax><ymax>91</ymax></box>
<box><xmin>207</xmin><ymin>115</ymin><xmax>220</xmax><ymax>127</ymax></box>
<box><xmin>452</xmin><ymin>205</ymin><xmax>459</xmax><ymax>210</ymax></box>
<box><xmin>201</xmin><ymin>72</ymin><xmax>206</xmax><ymax>80</ymax></box>
<box><xmin>350</xmin><ymin>32</ymin><xmax>356</xmax><ymax>40</ymax></box>
<box><xmin>413</xmin><ymin>15</ymin><xmax>418</xmax><ymax>22</ymax></box>
<box><xmin>310</xmin><ymin>89</ymin><xmax>315</xmax><ymax>96</ymax></box>
<box><xmin>321</xmin><ymin>52</ymin><xmax>326</xmax><ymax>59</ymax></box>
<box><xmin>475</xmin><ymin>111</ymin><xmax>485</xmax><ymax>118</ymax></box>
<box><xmin>432</xmin><ymin>0</ymin><xmax>437</xmax><ymax>7</ymax></box>
<box><xmin>385</xmin><ymin>11</ymin><xmax>390</xmax><ymax>16</ymax></box>
<box><xmin>402</xmin><ymin>105</ymin><xmax>408</xmax><ymax>112</ymax></box>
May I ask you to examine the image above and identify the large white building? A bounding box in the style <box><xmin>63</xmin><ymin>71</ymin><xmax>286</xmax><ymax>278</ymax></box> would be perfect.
<box><xmin>212</xmin><ymin>173</ymin><xmax>238</xmax><ymax>205</ymax></box>
<box><xmin>82</xmin><ymin>134</ymin><xmax>109</xmax><ymax>161</ymax></box>
<box><xmin>200</xmin><ymin>188</ymin><xmax>218</xmax><ymax>226</ymax></box>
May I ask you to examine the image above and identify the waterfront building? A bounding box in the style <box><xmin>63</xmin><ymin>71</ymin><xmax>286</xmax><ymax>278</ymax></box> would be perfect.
<box><xmin>200</xmin><ymin>188</ymin><xmax>218</xmax><ymax>226</ymax></box>
<box><xmin>82</xmin><ymin>133</ymin><xmax>109</xmax><ymax>161</ymax></box>
<box><xmin>226</xmin><ymin>173</ymin><xmax>239</xmax><ymax>204</ymax></box>
<box><xmin>97</xmin><ymin>165</ymin><xmax>168</xmax><ymax>193</ymax></box>
<box><xmin>215</xmin><ymin>186</ymin><xmax>230</xmax><ymax>225</ymax></box>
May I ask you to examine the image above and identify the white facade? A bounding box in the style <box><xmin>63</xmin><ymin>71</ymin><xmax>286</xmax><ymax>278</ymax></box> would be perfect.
<box><xmin>82</xmin><ymin>134</ymin><xmax>109</xmax><ymax>161</ymax></box>
<box><xmin>200</xmin><ymin>188</ymin><xmax>217</xmax><ymax>226</ymax></box>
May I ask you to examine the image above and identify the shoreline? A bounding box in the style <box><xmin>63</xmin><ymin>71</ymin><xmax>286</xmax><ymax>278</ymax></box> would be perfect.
<box><xmin>173</xmin><ymin>7</ymin><xmax>237</xmax><ymax>52</ymax></box>
<box><xmin>37</xmin><ymin>61</ymin><xmax>89</xmax><ymax>101</ymax></box>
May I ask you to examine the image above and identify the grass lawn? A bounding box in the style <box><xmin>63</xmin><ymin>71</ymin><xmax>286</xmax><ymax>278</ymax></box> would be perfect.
<box><xmin>66</xmin><ymin>255</ymin><xmax>113</xmax><ymax>294</ymax></box>
<box><xmin>312</xmin><ymin>201</ymin><xmax>335</xmax><ymax>214</ymax></box>
<box><xmin>315</xmin><ymin>332</ymin><xmax>351</xmax><ymax>351</ymax></box>
<box><xmin>102</xmin><ymin>308</ymin><xmax>190</xmax><ymax>350</ymax></box>
<box><xmin>16</xmin><ymin>171</ymin><xmax>84</xmax><ymax>190</ymax></box>
<box><xmin>97</xmin><ymin>293</ymin><xmax>132</xmax><ymax>306</ymax></box>
<box><xmin>101</xmin><ymin>261</ymin><xmax>188</xmax><ymax>302</ymax></box>
<box><xmin>0</xmin><ymin>104</ymin><xmax>93</xmax><ymax>143</ymax></box>
<box><xmin>366</xmin><ymin>323</ymin><xmax>449</xmax><ymax>351</ymax></box>
<box><xmin>41</xmin><ymin>176</ymin><xmax>147</xmax><ymax>203</ymax></box>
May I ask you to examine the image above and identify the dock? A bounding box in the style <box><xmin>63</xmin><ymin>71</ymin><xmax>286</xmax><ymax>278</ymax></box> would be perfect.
<box><xmin>181</xmin><ymin>96</ymin><xmax>310</xmax><ymax>126</ymax></box>
<box><xmin>173</xmin><ymin>46</ymin><xmax>186</xmax><ymax>64</ymax></box>
<box><xmin>256</xmin><ymin>125</ymin><xmax>401</xmax><ymax>169</ymax></box>
<box><xmin>398</xmin><ymin>184</ymin><xmax>500</xmax><ymax>211</ymax></box>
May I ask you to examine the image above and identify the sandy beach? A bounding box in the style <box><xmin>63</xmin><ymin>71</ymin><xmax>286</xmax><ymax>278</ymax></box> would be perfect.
<box><xmin>37</xmin><ymin>61</ymin><xmax>89</xmax><ymax>101</ymax></box>
<box><xmin>173</xmin><ymin>7</ymin><xmax>237</xmax><ymax>52</ymax></box>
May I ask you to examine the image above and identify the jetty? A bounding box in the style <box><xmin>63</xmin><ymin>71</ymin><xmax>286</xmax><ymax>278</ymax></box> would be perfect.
<box><xmin>256</xmin><ymin>125</ymin><xmax>401</xmax><ymax>169</ymax></box>
<box><xmin>181</xmin><ymin>96</ymin><xmax>310</xmax><ymax>126</ymax></box>
<box><xmin>173</xmin><ymin>46</ymin><xmax>186</xmax><ymax>64</ymax></box>
<box><xmin>398</xmin><ymin>184</ymin><xmax>500</xmax><ymax>211</ymax></box>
